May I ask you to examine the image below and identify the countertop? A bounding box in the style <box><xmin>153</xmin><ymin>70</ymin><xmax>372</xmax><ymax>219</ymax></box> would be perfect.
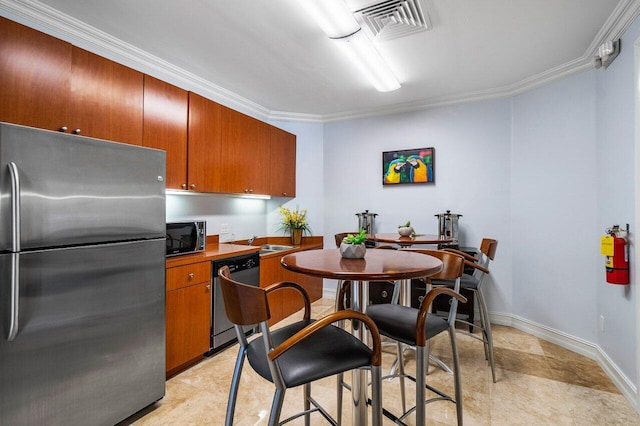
<box><xmin>165</xmin><ymin>236</ymin><xmax>324</xmax><ymax>268</ymax></box>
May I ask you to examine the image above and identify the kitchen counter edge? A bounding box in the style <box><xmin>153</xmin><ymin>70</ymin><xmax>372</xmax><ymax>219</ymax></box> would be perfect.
<box><xmin>165</xmin><ymin>237</ymin><xmax>324</xmax><ymax>268</ymax></box>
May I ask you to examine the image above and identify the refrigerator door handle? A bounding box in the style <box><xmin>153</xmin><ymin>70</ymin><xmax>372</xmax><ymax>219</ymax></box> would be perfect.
<box><xmin>7</xmin><ymin>252</ymin><xmax>19</xmax><ymax>341</ymax></box>
<box><xmin>8</xmin><ymin>162</ymin><xmax>21</xmax><ymax>252</ymax></box>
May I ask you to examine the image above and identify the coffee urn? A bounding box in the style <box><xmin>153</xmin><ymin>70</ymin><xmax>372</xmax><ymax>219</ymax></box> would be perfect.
<box><xmin>435</xmin><ymin>210</ymin><xmax>462</xmax><ymax>248</ymax></box>
<box><xmin>356</xmin><ymin>210</ymin><xmax>378</xmax><ymax>247</ymax></box>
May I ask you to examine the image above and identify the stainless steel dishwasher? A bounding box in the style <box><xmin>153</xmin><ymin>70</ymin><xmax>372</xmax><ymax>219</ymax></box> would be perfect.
<box><xmin>208</xmin><ymin>252</ymin><xmax>260</xmax><ymax>354</ymax></box>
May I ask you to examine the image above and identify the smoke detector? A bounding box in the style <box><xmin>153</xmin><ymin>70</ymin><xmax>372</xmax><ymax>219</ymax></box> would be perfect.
<box><xmin>352</xmin><ymin>0</ymin><xmax>431</xmax><ymax>41</ymax></box>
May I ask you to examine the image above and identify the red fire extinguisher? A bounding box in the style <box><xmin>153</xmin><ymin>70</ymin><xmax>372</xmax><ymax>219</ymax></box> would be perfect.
<box><xmin>601</xmin><ymin>224</ymin><xmax>629</xmax><ymax>285</ymax></box>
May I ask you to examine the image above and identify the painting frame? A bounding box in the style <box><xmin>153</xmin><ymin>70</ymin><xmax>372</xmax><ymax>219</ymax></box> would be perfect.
<box><xmin>382</xmin><ymin>147</ymin><xmax>435</xmax><ymax>185</ymax></box>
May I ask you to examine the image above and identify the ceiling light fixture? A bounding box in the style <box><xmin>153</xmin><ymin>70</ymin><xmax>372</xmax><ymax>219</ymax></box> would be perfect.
<box><xmin>301</xmin><ymin>0</ymin><xmax>401</xmax><ymax>92</ymax></box>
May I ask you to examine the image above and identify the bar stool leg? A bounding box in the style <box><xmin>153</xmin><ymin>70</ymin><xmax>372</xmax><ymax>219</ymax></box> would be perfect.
<box><xmin>415</xmin><ymin>345</ymin><xmax>427</xmax><ymax>426</ymax></box>
<box><xmin>476</xmin><ymin>288</ymin><xmax>496</xmax><ymax>382</ymax></box>
<box><xmin>448</xmin><ymin>325</ymin><xmax>463</xmax><ymax>426</ymax></box>
<box><xmin>225</xmin><ymin>346</ymin><xmax>247</xmax><ymax>426</ymax></box>
<box><xmin>268</xmin><ymin>389</ymin><xmax>285</xmax><ymax>426</ymax></box>
<box><xmin>336</xmin><ymin>373</ymin><xmax>344</xmax><ymax>424</ymax></box>
<box><xmin>303</xmin><ymin>383</ymin><xmax>311</xmax><ymax>426</ymax></box>
<box><xmin>397</xmin><ymin>342</ymin><xmax>407</xmax><ymax>413</ymax></box>
<box><xmin>371</xmin><ymin>365</ymin><xmax>383</xmax><ymax>426</ymax></box>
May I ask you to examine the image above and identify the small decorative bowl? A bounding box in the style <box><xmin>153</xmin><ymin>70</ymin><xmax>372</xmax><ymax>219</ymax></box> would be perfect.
<box><xmin>398</xmin><ymin>226</ymin><xmax>414</xmax><ymax>237</ymax></box>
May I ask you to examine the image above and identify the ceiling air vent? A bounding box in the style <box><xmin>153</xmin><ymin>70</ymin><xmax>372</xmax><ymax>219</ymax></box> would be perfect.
<box><xmin>353</xmin><ymin>0</ymin><xmax>431</xmax><ymax>41</ymax></box>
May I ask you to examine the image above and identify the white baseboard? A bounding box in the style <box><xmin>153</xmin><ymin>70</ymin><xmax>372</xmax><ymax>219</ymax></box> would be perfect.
<box><xmin>492</xmin><ymin>312</ymin><xmax>639</xmax><ymax>413</ymax></box>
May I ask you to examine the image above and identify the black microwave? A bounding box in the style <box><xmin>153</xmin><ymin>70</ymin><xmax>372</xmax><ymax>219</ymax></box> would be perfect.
<box><xmin>166</xmin><ymin>221</ymin><xmax>206</xmax><ymax>257</ymax></box>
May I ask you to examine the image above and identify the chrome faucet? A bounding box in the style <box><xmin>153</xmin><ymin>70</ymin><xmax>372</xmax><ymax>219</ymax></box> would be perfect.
<box><xmin>248</xmin><ymin>236</ymin><xmax>257</xmax><ymax>245</ymax></box>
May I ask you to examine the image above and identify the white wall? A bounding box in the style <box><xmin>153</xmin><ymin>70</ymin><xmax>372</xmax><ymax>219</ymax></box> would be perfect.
<box><xmin>511</xmin><ymin>72</ymin><xmax>599</xmax><ymax>342</ymax></box>
<box><xmin>594</xmin><ymin>16</ymin><xmax>640</xmax><ymax>385</ymax></box>
<box><xmin>322</xmin><ymin>100</ymin><xmax>513</xmax><ymax>307</ymax></box>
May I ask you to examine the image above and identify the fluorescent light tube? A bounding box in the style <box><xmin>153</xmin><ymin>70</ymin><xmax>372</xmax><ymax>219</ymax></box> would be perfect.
<box><xmin>336</xmin><ymin>30</ymin><xmax>401</xmax><ymax>92</ymax></box>
<box><xmin>300</xmin><ymin>0</ymin><xmax>360</xmax><ymax>38</ymax></box>
<box><xmin>301</xmin><ymin>0</ymin><xmax>401</xmax><ymax>92</ymax></box>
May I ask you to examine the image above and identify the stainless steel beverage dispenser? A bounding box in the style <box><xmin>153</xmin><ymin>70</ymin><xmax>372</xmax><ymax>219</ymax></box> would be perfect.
<box><xmin>356</xmin><ymin>210</ymin><xmax>377</xmax><ymax>247</ymax></box>
<box><xmin>435</xmin><ymin>210</ymin><xmax>462</xmax><ymax>248</ymax></box>
<box><xmin>356</xmin><ymin>210</ymin><xmax>377</xmax><ymax>234</ymax></box>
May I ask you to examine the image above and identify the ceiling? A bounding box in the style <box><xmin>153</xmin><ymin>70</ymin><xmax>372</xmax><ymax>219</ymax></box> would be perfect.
<box><xmin>4</xmin><ymin>0</ymin><xmax>640</xmax><ymax>121</ymax></box>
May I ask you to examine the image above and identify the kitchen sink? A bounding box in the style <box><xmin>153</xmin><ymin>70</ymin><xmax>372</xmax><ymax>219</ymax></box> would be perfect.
<box><xmin>259</xmin><ymin>244</ymin><xmax>294</xmax><ymax>255</ymax></box>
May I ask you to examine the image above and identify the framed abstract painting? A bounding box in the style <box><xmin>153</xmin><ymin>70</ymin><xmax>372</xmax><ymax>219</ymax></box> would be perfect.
<box><xmin>382</xmin><ymin>147</ymin><xmax>434</xmax><ymax>185</ymax></box>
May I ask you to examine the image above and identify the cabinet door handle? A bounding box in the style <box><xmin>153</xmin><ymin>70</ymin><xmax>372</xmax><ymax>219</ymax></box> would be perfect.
<box><xmin>206</xmin><ymin>284</ymin><xmax>211</xmax><ymax>290</ymax></box>
<box><xmin>72</xmin><ymin>128</ymin><xmax>81</xmax><ymax>135</ymax></box>
<box><xmin>181</xmin><ymin>183</ymin><xmax>187</xmax><ymax>189</ymax></box>
<box><xmin>59</xmin><ymin>126</ymin><xmax>68</xmax><ymax>132</ymax></box>
<box><xmin>189</xmin><ymin>184</ymin><xmax>196</xmax><ymax>189</ymax></box>
<box><xmin>188</xmin><ymin>273</ymin><xmax>195</xmax><ymax>279</ymax></box>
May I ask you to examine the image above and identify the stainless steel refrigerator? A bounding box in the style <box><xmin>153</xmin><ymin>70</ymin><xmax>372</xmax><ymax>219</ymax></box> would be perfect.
<box><xmin>0</xmin><ymin>122</ymin><xmax>167</xmax><ymax>425</ymax></box>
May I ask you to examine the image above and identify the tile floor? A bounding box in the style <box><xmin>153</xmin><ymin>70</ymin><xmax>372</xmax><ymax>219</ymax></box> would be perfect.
<box><xmin>122</xmin><ymin>298</ymin><xmax>640</xmax><ymax>425</ymax></box>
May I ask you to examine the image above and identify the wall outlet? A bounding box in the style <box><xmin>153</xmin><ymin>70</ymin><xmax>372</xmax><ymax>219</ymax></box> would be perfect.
<box><xmin>220</xmin><ymin>223</ymin><xmax>230</xmax><ymax>234</ymax></box>
<box><xmin>599</xmin><ymin>315</ymin><xmax>605</xmax><ymax>332</ymax></box>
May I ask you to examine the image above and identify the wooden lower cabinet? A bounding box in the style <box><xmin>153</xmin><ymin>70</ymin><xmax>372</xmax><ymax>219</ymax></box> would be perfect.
<box><xmin>165</xmin><ymin>262</ymin><xmax>211</xmax><ymax>376</ymax></box>
<box><xmin>260</xmin><ymin>254</ymin><xmax>322</xmax><ymax>326</ymax></box>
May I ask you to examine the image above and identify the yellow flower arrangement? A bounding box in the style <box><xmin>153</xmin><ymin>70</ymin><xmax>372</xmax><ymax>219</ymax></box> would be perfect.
<box><xmin>279</xmin><ymin>206</ymin><xmax>312</xmax><ymax>234</ymax></box>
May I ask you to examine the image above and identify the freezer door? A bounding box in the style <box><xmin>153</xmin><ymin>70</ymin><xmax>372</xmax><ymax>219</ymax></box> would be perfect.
<box><xmin>0</xmin><ymin>123</ymin><xmax>166</xmax><ymax>251</ymax></box>
<box><xmin>0</xmin><ymin>239</ymin><xmax>165</xmax><ymax>426</ymax></box>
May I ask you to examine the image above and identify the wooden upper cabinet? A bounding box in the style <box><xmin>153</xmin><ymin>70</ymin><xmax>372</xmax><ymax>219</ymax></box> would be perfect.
<box><xmin>219</xmin><ymin>108</ymin><xmax>270</xmax><ymax>195</ymax></box>
<box><xmin>0</xmin><ymin>17</ymin><xmax>297</xmax><ymax>197</ymax></box>
<box><xmin>187</xmin><ymin>92</ymin><xmax>222</xmax><ymax>192</ymax></box>
<box><xmin>0</xmin><ymin>18</ymin><xmax>144</xmax><ymax>144</ymax></box>
<box><xmin>0</xmin><ymin>16</ymin><xmax>72</xmax><ymax>131</ymax></box>
<box><xmin>269</xmin><ymin>126</ymin><xmax>296</xmax><ymax>197</ymax></box>
<box><xmin>70</xmin><ymin>47</ymin><xmax>144</xmax><ymax>145</ymax></box>
<box><xmin>143</xmin><ymin>76</ymin><xmax>188</xmax><ymax>189</ymax></box>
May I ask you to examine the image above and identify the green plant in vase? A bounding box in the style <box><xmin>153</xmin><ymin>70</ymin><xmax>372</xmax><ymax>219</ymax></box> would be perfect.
<box><xmin>398</xmin><ymin>220</ymin><xmax>414</xmax><ymax>237</ymax></box>
<box><xmin>340</xmin><ymin>229</ymin><xmax>367</xmax><ymax>259</ymax></box>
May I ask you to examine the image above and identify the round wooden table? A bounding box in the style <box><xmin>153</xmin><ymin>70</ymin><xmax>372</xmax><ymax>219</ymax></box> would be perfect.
<box><xmin>368</xmin><ymin>233</ymin><xmax>453</xmax><ymax>247</ymax></box>
<box><xmin>281</xmin><ymin>248</ymin><xmax>443</xmax><ymax>426</ymax></box>
<box><xmin>281</xmin><ymin>248</ymin><xmax>442</xmax><ymax>282</ymax></box>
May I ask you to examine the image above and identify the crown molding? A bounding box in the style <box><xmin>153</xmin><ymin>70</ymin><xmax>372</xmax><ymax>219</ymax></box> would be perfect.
<box><xmin>314</xmin><ymin>57</ymin><xmax>594</xmax><ymax>123</ymax></box>
<box><xmin>267</xmin><ymin>110</ymin><xmax>325</xmax><ymax>123</ymax></box>
<box><xmin>586</xmin><ymin>0</ymin><xmax>640</xmax><ymax>56</ymax></box>
<box><xmin>2</xmin><ymin>0</ymin><xmax>639</xmax><ymax>124</ymax></box>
